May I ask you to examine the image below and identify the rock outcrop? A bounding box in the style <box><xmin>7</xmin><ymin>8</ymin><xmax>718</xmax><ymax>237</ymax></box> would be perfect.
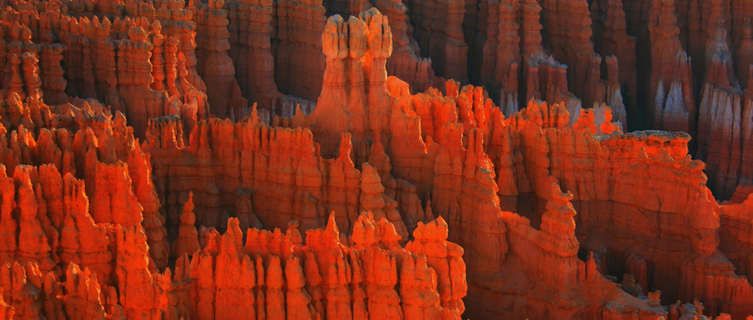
<box><xmin>274</xmin><ymin>0</ymin><xmax>327</xmax><ymax>100</ymax></box>
<box><xmin>226</xmin><ymin>0</ymin><xmax>281</xmax><ymax>111</ymax></box>
<box><xmin>174</xmin><ymin>213</ymin><xmax>465</xmax><ymax>319</ymax></box>
<box><xmin>539</xmin><ymin>0</ymin><xmax>604</xmax><ymax>106</ymax></box>
<box><xmin>195</xmin><ymin>0</ymin><xmax>248</xmax><ymax>118</ymax></box>
<box><xmin>145</xmin><ymin>108</ymin><xmax>411</xmax><ymax>240</ymax></box>
<box><xmin>590</xmin><ymin>0</ymin><xmax>637</xmax><ymax>125</ymax></box>
<box><xmin>373</xmin><ymin>0</ymin><xmax>436</xmax><ymax>92</ymax></box>
<box><xmin>0</xmin><ymin>94</ymin><xmax>169</xmax><ymax>271</ymax></box>
<box><xmin>404</xmin><ymin>0</ymin><xmax>467</xmax><ymax>81</ymax></box>
<box><xmin>2</xmin><ymin>0</ymin><xmax>753</xmax><ymax>319</ymax></box>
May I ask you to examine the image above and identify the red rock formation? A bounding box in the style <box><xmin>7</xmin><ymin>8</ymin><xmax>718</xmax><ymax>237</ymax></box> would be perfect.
<box><xmin>274</xmin><ymin>0</ymin><xmax>327</xmax><ymax>100</ymax></box>
<box><xmin>406</xmin><ymin>217</ymin><xmax>466</xmax><ymax>317</ymax></box>
<box><xmin>61</xmin><ymin>263</ymin><xmax>112</xmax><ymax>319</ymax></box>
<box><xmin>719</xmin><ymin>191</ymin><xmax>753</xmax><ymax>300</ymax></box>
<box><xmin>0</xmin><ymin>291</ymin><xmax>13</xmax><ymax>320</ymax></box>
<box><xmin>590</xmin><ymin>0</ymin><xmax>637</xmax><ymax>124</ymax></box>
<box><xmin>310</xmin><ymin>8</ymin><xmax>394</xmax><ymax>158</ymax></box>
<box><xmin>305</xmin><ymin>9</ymin><xmax>753</xmax><ymax>314</ymax></box>
<box><xmin>647</xmin><ymin>0</ymin><xmax>695</xmax><ymax>132</ymax></box>
<box><xmin>176</xmin><ymin>213</ymin><xmax>463</xmax><ymax>319</ymax></box>
<box><xmin>693</xmin><ymin>6</ymin><xmax>750</xmax><ymax>200</ymax></box>
<box><xmin>373</xmin><ymin>0</ymin><xmax>436</xmax><ymax>92</ymax></box>
<box><xmin>116</xmin><ymin>25</ymin><xmax>164</xmax><ymax>136</ymax></box>
<box><xmin>14</xmin><ymin>166</ymin><xmax>55</xmax><ymax>273</ymax></box>
<box><xmin>157</xmin><ymin>0</ymin><xmax>208</xmax><ymax>94</ymax></box>
<box><xmin>4</xmin><ymin>1</ymin><xmax>753</xmax><ymax>319</ymax></box>
<box><xmin>226</xmin><ymin>0</ymin><xmax>281</xmax><ymax>110</ymax></box>
<box><xmin>0</xmin><ymin>2</ymin><xmax>209</xmax><ymax>139</ymax></box>
<box><xmin>90</xmin><ymin>17</ymin><xmax>123</xmax><ymax>109</ymax></box>
<box><xmin>2</xmin><ymin>54</ymin><xmax>25</xmax><ymax>100</ymax></box>
<box><xmin>539</xmin><ymin>0</ymin><xmax>606</xmax><ymax>107</ymax></box>
<box><xmin>465</xmin><ymin>0</ymin><xmax>623</xmax><ymax>121</ymax></box>
<box><xmin>145</xmin><ymin>110</ymin><xmax>410</xmax><ymax>239</ymax></box>
<box><xmin>290</xmin><ymin>9</ymin><xmax>691</xmax><ymax>318</ymax></box>
<box><xmin>731</xmin><ymin>0</ymin><xmax>753</xmax><ymax>86</ymax></box>
<box><xmin>172</xmin><ymin>192</ymin><xmax>200</xmax><ymax>259</ymax></box>
<box><xmin>115</xmin><ymin>224</ymin><xmax>169</xmax><ymax>319</ymax></box>
<box><xmin>474</xmin><ymin>0</ymin><xmax>520</xmax><ymax>109</ymax></box>
<box><xmin>696</xmin><ymin>84</ymin><xmax>745</xmax><ymax>198</ymax></box>
<box><xmin>0</xmin><ymin>259</ymin><xmax>130</xmax><ymax>319</ymax></box>
<box><xmin>481</xmin><ymin>101</ymin><xmax>753</xmax><ymax>318</ymax></box>
<box><xmin>20</xmin><ymin>52</ymin><xmax>42</xmax><ymax>100</ymax></box>
<box><xmin>404</xmin><ymin>0</ymin><xmax>467</xmax><ymax>81</ymax></box>
<box><xmin>0</xmin><ymin>94</ymin><xmax>169</xmax><ymax>271</ymax></box>
<box><xmin>195</xmin><ymin>0</ymin><xmax>247</xmax><ymax>118</ymax></box>
<box><xmin>0</xmin><ymin>262</ymin><xmax>54</xmax><ymax>319</ymax></box>
<box><xmin>593</xmin><ymin>0</ymin><xmax>752</xmax><ymax>200</ymax></box>
<box><xmin>60</xmin><ymin>172</ymin><xmax>114</xmax><ymax>284</ymax></box>
<box><xmin>39</xmin><ymin>43</ymin><xmax>68</xmax><ymax>105</ymax></box>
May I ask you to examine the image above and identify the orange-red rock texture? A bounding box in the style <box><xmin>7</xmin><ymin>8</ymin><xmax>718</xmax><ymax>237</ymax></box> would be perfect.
<box><xmin>0</xmin><ymin>0</ymin><xmax>753</xmax><ymax>319</ymax></box>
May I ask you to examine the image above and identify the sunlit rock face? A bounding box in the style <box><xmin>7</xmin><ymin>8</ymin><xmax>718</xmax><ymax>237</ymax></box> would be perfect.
<box><xmin>0</xmin><ymin>0</ymin><xmax>752</xmax><ymax>319</ymax></box>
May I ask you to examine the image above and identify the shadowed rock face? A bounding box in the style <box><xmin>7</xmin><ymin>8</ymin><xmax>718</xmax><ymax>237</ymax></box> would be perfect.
<box><xmin>0</xmin><ymin>0</ymin><xmax>752</xmax><ymax>319</ymax></box>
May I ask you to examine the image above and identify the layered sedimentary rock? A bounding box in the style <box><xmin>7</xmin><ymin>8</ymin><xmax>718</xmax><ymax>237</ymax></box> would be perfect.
<box><xmin>0</xmin><ymin>96</ymin><xmax>170</xmax><ymax>319</ymax></box>
<box><xmin>720</xmin><ymin>190</ymin><xmax>753</xmax><ymax>294</ymax></box>
<box><xmin>5</xmin><ymin>0</ymin><xmax>753</xmax><ymax>319</ymax></box>
<box><xmin>472</xmin><ymin>0</ymin><xmax>521</xmax><ymax>106</ymax></box>
<box><xmin>274</xmin><ymin>0</ymin><xmax>327</xmax><ymax>100</ymax></box>
<box><xmin>382</xmin><ymin>86</ymin><xmax>753</xmax><ymax>318</ymax></box>
<box><xmin>696</xmin><ymin>80</ymin><xmax>748</xmax><ymax>199</ymax></box>
<box><xmin>648</xmin><ymin>0</ymin><xmax>695</xmax><ymax>133</ymax></box>
<box><xmin>172</xmin><ymin>212</ymin><xmax>465</xmax><ymax>319</ymax></box>
<box><xmin>539</xmin><ymin>0</ymin><xmax>603</xmax><ymax>106</ymax></box>
<box><xmin>145</xmin><ymin>109</ymin><xmax>411</xmax><ymax>240</ymax></box>
<box><xmin>619</xmin><ymin>0</ymin><xmax>695</xmax><ymax>132</ymax></box>
<box><xmin>0</xmin><ymin>0</ymin><xmax>209</xmax><ymax>138</ymax></box>
<box><xmin>226</xmin><ymin>0</ymin><xmax>281</xmax><ymax>111</ymax></box>
<box><xmin>0</xmin><ymin>96</ymin><xmax>170</xmax><ymax>271</ymax></box>
<box><xmin>240</xmin><ymin>10</ymin><xmax>708</xmax><ymax>318</ymax></box>
<box><xmin>195</xmin><ymin>0</ymin><xmax>248</xmax><ymax>118</ymax></box>
<box><xmin>0</xmin><ymin>71</ymin><xmax>463</xmax><ymax>320</ymax></box>
<box><xmin>691</xmin><ymin>2</ymin><xmax>751</xmax><ymax>200</ymax></box>
<box><xmin>308</xmin><ymin>8</ymin><xmax>395</xmax><ymax>159</ymax></box>
<box><xmin>404</xmin><ymin>0</ymin><xmax>467</xmax><ymax>81</ymax></box>
<box><xmin>297</xmin><ymin>9</ymin><xmax>753</xmax><ymax>318</ymax></box>
<box><xmin>590</xmin><ymin>0</ymin><xmax>637</xmax><ymax>124</ymax></box>
<box><xmin>603</xmin><ymin>0</ymin><xmax>753</xmax><ymax>200</ymax></box>
<box><xmin>373</xmin><ymin>0</ymin><xmax>436</xmax><ymax>92</ymax></box>
<box><xmin>172</xmin><ymin>192</ymin><xmax>201</xmax><ymax>259</ymax></box>
<box><xmin>39</xmin><ymin>44</ymin><xmax>68</xmax><ymax>105</ymax></box>
<box><xmin>464</xmin><ymin>0</ymin><xmax>623</xmax><ymax>126</ymax></box>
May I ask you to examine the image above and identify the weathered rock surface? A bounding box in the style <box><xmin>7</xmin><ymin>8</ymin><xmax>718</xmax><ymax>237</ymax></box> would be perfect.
<box><xmin>226</xmin><ymin>0</ymin><xmax>281</xmax><ymax>111</ymax></box>
<box><xmin>195</xmin><ymin>0</ymin><xmax>248</xmax><ymax>118</ymax></box>
<box><xmin>3</xmin><ymin>0</ymin><xmax>753</xmax><ymax>319</ymax></box>
<box><xmin>404</xmin><ymin>0</ymin><xmax>467</xmax><ymax>81</ymax></box>
<box><xmin>274</xmin><ymin>0</ymin><xmax>327</xmax><ymax>101</ymax></box>
<box><xmin>171</xmin><ymin>212</ymin><xmax>464</xmax><ymax>319</ymax></box>
<box><xmin>373</xmin><ymin>0</ymin><xmax>436</xmax><ymax>92</ymax></box>
<box><xmin>145</xmin><ymin>108</ymin><xmax>412</xmax><ymax>240</ymax></box>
